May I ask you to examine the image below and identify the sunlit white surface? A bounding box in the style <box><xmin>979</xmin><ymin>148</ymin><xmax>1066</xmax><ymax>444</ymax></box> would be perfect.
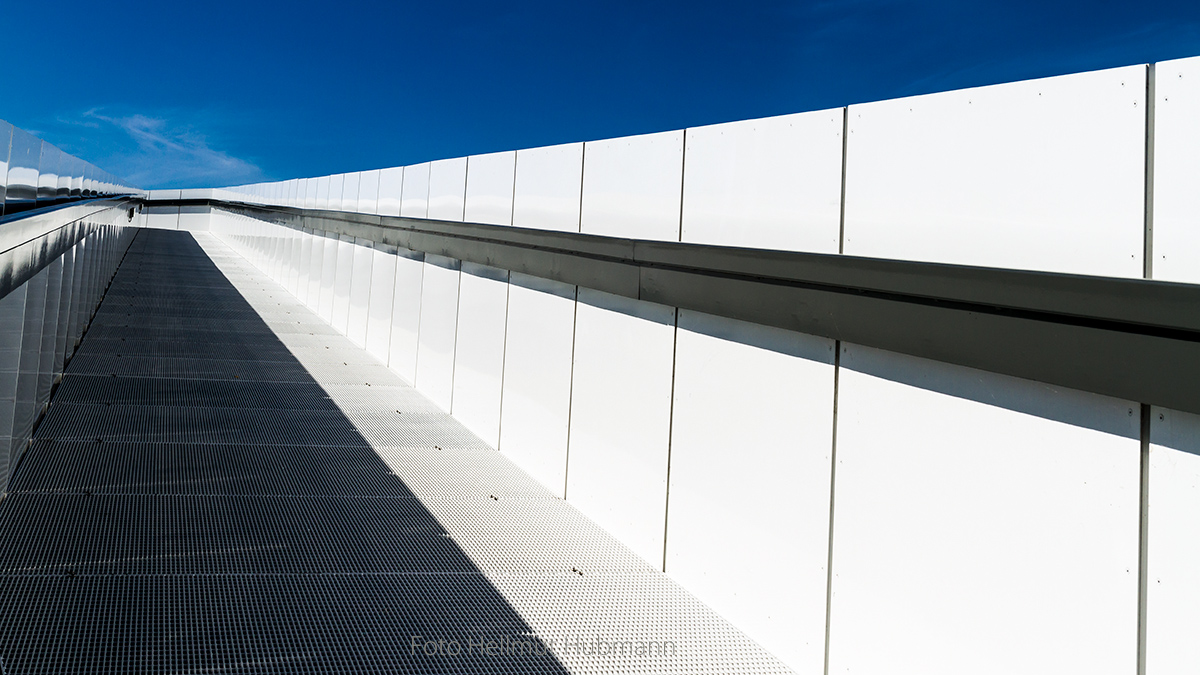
<box><xmin>365</xmin><ymin>247</ymin><xmax>397</xmax><ymax>363</ymax></box>
<box><xmin>512</xmin><ymin>142</ymin><xmax>583</xmax><ymax>232</ymax></box>
<box><xmin>414</xmin><ymin>255</ymin><xmax>460</xmax><ymax>412</ymax></box>
<box><xmin>357</xmin><ymin>169</ymin><xmax>380</xmax><ymax>215</ymax></box>
<box><xmin>682</xmin><ymin>110</ymin><xmax>843</xmax><ymax>252</ymax></box>
<box><xmin>497</xmin><ymin>274</ymin><xmax>576</xmax><ymax>497</ymax></box>
<box><xmin>827</xmin><ymin>344</ymin><xmax>1139</xmax><ymax>675</ymax></box>
<box><xmin>346</xmin><ymin>240</ymin><xmax>374</xmax><ymax>347</ymax></box>
<box><xmin>450</xmin><ymin>264</ymin><xmax>509</xmax><ymax>449</ymax></box>
<box><xmin>428</xmin><ymin>157</ymin><xmax>467</xmax><ymax>222</ymax></box>
<box><xmin>567</xmin><ymin>290</ymin><xmax>675</xmax><ymax>566</ymax></box>
<box><xmin>401</xmin><ymin>163</ymin><xmax>430</xmax><ymax>219</ymax></box>
<box><xmin>844</xmin><ymin>65</ymin><xmax>1146</xmax><ymax>276</ymax></box>
<box><xmin>580</xmin><ymin>130</ymin><xmax>683</xmax><ymax>241</ymax></box>
<box><xmin>1147</xmin><ymin>407</ymin><xmax>1200</xmax><ymax>674</ymax></box>
<box><xmin>465</xmin><ymin>151</ymin><xmax>516</xmax><ymax>226</ymax></box>
<box><xmin>1152</xmin><ymin>56</ymin><xmax>1200</xmax><ymax>283</ymax></box>
<box><xmin>666</xmin><ymin>311</ymin><xmax>835</xmax><ymax>672</ymax></box>
<box><xmin>388</xmin><ymin>251</ymin><xmax>425</xmax><ymax>383</ymax></box>
<box><xmin>378</xmin><ymin>166</ymin><xmax>403</xmax><ymax>217</ymax></box>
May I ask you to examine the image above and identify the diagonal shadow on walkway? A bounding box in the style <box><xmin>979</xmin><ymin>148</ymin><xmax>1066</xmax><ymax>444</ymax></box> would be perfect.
<box><xmin>0</xmin><ymin>229</ymin><xmax>573</xmax><ymax>674</ymax></box>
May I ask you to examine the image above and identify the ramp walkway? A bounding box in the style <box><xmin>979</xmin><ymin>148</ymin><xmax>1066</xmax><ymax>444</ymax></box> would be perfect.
<box><xmin>0</xmin><ymin>228</ymin><xmax>789</xmax><ymax>674</ymax></box>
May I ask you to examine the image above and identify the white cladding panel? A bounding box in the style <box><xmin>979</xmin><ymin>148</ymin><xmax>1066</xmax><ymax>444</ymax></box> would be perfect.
<box><xmin>497</xmin><ymin>275</ymin><xmax>576</xmax><ymax>497</ymax></box>
<box><xmin>450</xmin><ymin>264</ymin><xmax>509</xmax><ymax>449</ymax></box>
<box><xmin>512</xmin><ymin>142</ymin><xmax>583</xmax><ymax>232</ymax></box>
<box><xmin>1147</xmin><ymin>407</ymin><xmax>1200</xmax><ymax>674</ymax></box>
<box><xmin>1152</xmin><ymin>56</ymin><xmax>1200</xmax><ymax>283</ymax></box>
<box><xmin>346</xmin><ymin>241</ymin><xmax>374</xmax><ymax>347</ymax></box>
<box><xmin>666</xmin><ymin>311</ymin><xmax>836</xmax><ymax>672</ymax></box>
<box><xmin>580</xmin><ymin>130</ymin><xmax>684</xmax><ymax>241</ymax></box>
<box><xmin>427</xmin><ymin>157</ymin><xmax>467</xmax><ymax>222</ymax></box>
<box><xmin>331</xmin><ymin>236</ymin><xmax>355</xmax><ymax>333</ymax></box>
<box><xmin>844</xmin><ymin>65</ymin><xmax>1146</xmax><ymax>277</ymax></box>
<box><xmin>414</xmin><ymin>256</ymin><xmax>460</xmax><ymax>412</ymax></box>
<box><xmin>144</xmin><ymin>206</ymin><xmax>179</xmax><ymax>230</ymax></box>
<box><xmin>464</xmin><ymin>150</ymin><xmax>516</xmax><ymax>226</ymax></box>
<box><xmin>566</xmin><ymin>290</ymin><xmax>675</xmax><ymax>566</ymax></box>
<box><xmin>827</xmin><ymin>344</ymin><xmax>1140</xmax><ymax>675</ymax></box>
<box><xmin>388</xmin><ymin>252</ymin><xmax>425</xmax><ymax>384</ymax></box>
<box><xmin>306</xmin><ymin>233</ymin><xmax>325</xmax><ymax>311</ymax></box>
<box><xmin>318</xmin><ymin>232</ymin><xmax>338</xmax><ymax>322</ymax></box>
<box><xmin>365</xmin><ymin>248</ymin><xmax>397</xmax><ymax>363</ymax></box>
<box><xmin>342</xmin><ymin>172</ymin><xmax>361</xmax><ymax>211</ymax></box>
<box><xmin>401</xmin><ymin>163</ymin><xmax>430</xmax><ymax>219</ymax></box>
<box><xmin>329</xmin><ymin>174</ymin><xmax>345</xmax><ymax>212</ymax></box>
<box><xmin>177</xmin><ymin>205</ymin><xmax>210</xmax><ymax>232</ymax></box>
<box><xmin>358</xmin><ymin>169</ymin><xmax>380</xmax><ymax>215</ymax></box>
<box><xmin>377</xmin><ymin>166</ymin><xmax>404</xmax><ymax>217</ymax></box>
<box><xmin>316</xmin><ymin>175</ymin><xmax>331</xmax><ymax>209</ymax></box>
<box><xmin>682</xmin><ymin>110</ymin><xmax>843</xmax><ymax>252</ymax></box>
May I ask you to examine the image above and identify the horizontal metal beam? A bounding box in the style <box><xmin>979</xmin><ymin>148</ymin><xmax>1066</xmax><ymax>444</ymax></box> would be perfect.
<box><xmin>174</xmin><ymin>198</ymin><xmax>1200</xmax><ymax>415</ymax></box>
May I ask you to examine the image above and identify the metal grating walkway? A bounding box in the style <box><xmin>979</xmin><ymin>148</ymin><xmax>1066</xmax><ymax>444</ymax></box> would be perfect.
<box><xmin>0</xmin><ymin>229</ymin><xmax>792</xmax><ymax>674</ymax></box>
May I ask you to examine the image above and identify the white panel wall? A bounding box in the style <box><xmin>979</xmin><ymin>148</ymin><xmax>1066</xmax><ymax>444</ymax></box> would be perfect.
<box><xmin>827</xmin><ymin>344</ymin><xmax>1139</xmax><ymax>675</ymax></box>
<box><xmin>296</xmin><ymin>230</ymin><xmax>313</xmax><ymax>305</ymax></box>
<box><xmin>365</xmin><ymin>247</ymin><xmax>397</xmax><ymax>363</ymax></box>
<box><xmin>388</xmin><ymin>251</ymin><xmax>425</xmax><ymax>384</ymax></box>
<box><xmin>666</xmin><ymin>310</ymin><xmax>835</xmax><ymax>672</ymax></box>
<box><xmin>498</xmin><ymin>274</ymin><xmax>576</xmax><ymax>496</ymax></box>
<box><xmin>843</xmin><ymin>65</ymin><xmax>1146</xmax><ymax>277</ymax></box>
<box><xmin>682</xmin><ymin>110</ymin><xmax>843</xmax><ymax>252</ymax></box>
<box><xmin>330</xmin><ymin>174</ymin><xmax>345</xmax><ymax>212</ymax></box>
<box><xmin>566</xmin><ymin>289</ymin><xmax>676</xmax><ymax>566</ymax></box>
<box><xmin>580</xmin><ymin>130</ymin><xmax>684</xmax><ymax>241</ymax></box>
<box><xmin>177</xmin><ymin>205</ymin><xmax>209</xmax><ymax>231</ymax></box>
<box><xmin>378</xmin><ymin>166</ymin><xmax>404</xmax><ymax>217</ymax></box>
<box><xmin>305</xmin><ymin>232</ymin><xmax>325</xmax><ymax>311</ymax></box>
<box><xmin>316</xmin><ymin>175</ymin><xmax>331</xmax><ymax>209</ymax></box>
<box><xmin>401</xmin><ymin>163</ymin><xmax>430</xmax><ymax>218</ymax></box>
<box><xmin>464</xmin><ymin>151</ymin><xmax>516</xmax><ymax>226</ymax></box>
<box><xmin>414</xmin><ymin>255</ymin><xmax>461</xmax><ymax>411</ymax></box>
<box><xmin>427</xmin><ymin>157</ymin><xmax>467</xmax><ymax>222</ymax></box>
<box><xmin>1146</xmin><ymin>407</ymin><xmax>1200</xmax><ymax>673</ymax></box>
<box><xmin>512</xmin><ymin>142</ymin><xmax>583</xmax><ymax>231</ymax></box>
<box><xmin>450</xmin><ymin>264</ymin><xmax>509</xmax><ymax>449</ymax></box>
<box><xmin>317</xmin><ymin>231</ymin><xmax>338</xmax><ymax>321</ymax></box>
<box><xmin>331</xmin><ymin>235</ymin><xmax>355</xmax><ymax>333</ymax></box>
<box><xmin>144</xmin><ymin>206</ymin><xmax>179</xmax><ymax>230</ymax></box>
<box><xmin>358</xmin><ymin>169</ymin><xmax>380</xmax><ymax>215</ymax></box>
<box><xmin>1152</xmin><ymin>55</ymin><xmax>1200</xmax><ymax>283</ymax></box>
<box><xmin>346</xmin><ymin>239</ymin><xmax>374</xmax><ymax>347</ymax></box>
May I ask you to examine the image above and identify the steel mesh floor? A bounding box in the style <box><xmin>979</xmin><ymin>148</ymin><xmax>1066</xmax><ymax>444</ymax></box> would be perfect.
<box><xmin>0</xmin><ymin>228</ymin><xmax>793</xmax><ymax>674</ymax></box>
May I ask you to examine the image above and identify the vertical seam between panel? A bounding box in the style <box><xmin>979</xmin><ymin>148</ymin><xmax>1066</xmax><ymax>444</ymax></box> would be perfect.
<box><xmin>460</xmin><ymin>157</ymin><xmax>469</xmax><ymax>222</ymax></box>
<box><xmin>1138</xmin><ymin>403</ymin><xmax>1151</xmax><ymax>675</ymax></box>
<box><xmin>823</xmin><ymin>340</ymin><xmax>842</xmax><ymax>675</ymax></box>
<box><xmin>563</xmin><ymin>285</ymin><xmax>580</xmax><ymax>499</ymax></box>
<box><xmin>495</xmin><ymin>276</ymin><xmax>512</xmax><ymax>451</ymax></box>
<box><xmin>411</xmin><ymin>259</ymin><xmax>425</xmax><ymax>387</ymax></box>
<box><xmin>1137</xmin><ymin>63</ymin><xmax>1156</xmax><ymax>675</ymax></box>
<box><xmin>661</xmin><ymin>307</ymin><xmax>680</xmax><ymax>572</ymax></box>
<box><xmin>448</xmin><ymin>265</ymin><xmax>463</xmax><ymax>414</ymax></box>
<box><xmin>678</xmin><ymin>130</ymin><xmax>688</xmax><ymax>243</ymax></box>
<box><xmin>508</xmin><ymin>151</ymin><xmax>518</xmax><ymax>227</ymax></box>
<box><xmin>838</xmin><ymin>107</ymin><xmax>849</xmax><ymax>255</ymax></box>
<box><xmin>423</xmin><ymin>163</ymin><xmax>431</xmax><ymax>220</ymax></box>
<box><xmin>1143</xmin><ymin>63</ymin><xmax>1156</xmax><ymax>281</ymax></box>
<box><xmin>577</xmin><ymin>144</ymin><xmax>586</xmax><ymax>233</ymax></box>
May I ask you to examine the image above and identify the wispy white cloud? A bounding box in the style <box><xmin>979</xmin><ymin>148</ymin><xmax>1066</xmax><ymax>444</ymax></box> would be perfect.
<box><xmin>43</xmin><ymin>108</ymin><xmax>267</xmax><ymax>189</ymax></box>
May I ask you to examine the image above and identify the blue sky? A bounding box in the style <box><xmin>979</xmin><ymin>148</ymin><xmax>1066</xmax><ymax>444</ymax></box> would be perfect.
<box><xmin>4</xmin><ymin>0</ymin><xmax>1199</xmax><ymax>189</ymax></box>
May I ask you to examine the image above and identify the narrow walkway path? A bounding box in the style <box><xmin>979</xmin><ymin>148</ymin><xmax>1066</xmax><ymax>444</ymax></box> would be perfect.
<box><xmin>0</xmin><ymin>228</ymin><xmax>789</xmax><ymax>674</ymax></box>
